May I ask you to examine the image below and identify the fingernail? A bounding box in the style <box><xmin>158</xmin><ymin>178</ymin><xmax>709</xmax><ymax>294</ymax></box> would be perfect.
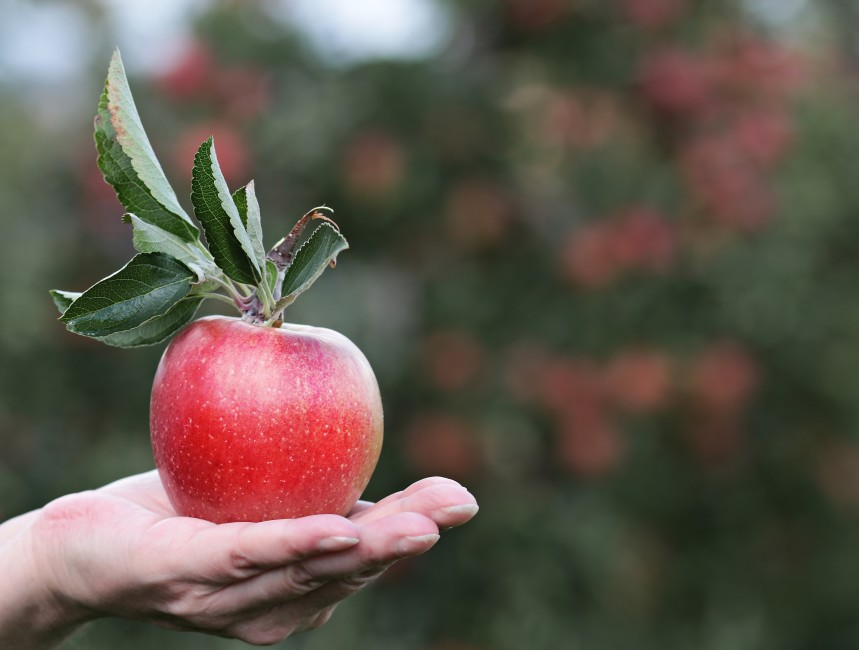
<box><xmin>394</xmin><ymin>533</ymin><xmax>440</xmax><ymax>555</ymax></box>
<box><xmin>438</xmin><ymin>504</ymin><xmax>479</xmax><ymax>517</ymax></box>
<box><xmin>317</xmin><ymin>536</ymin><xmax>360</xmax><ymax>552</ymax></box>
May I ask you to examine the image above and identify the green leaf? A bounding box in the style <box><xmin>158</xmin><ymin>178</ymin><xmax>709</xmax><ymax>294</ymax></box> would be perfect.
<box><xmin>97</xmin><ymin>298</ymin><xmax>202</xmax><ymax>348</ymax></box>
<box><xmin>191</xmin><ymin>138</ymin><xmax>260</xmax><ymax>284</ymax></box>
<box><xmin>49</xmin><ymin>290</ymin><xmax>82</xmax><ymax>315</ymax></box>
<box><xmin>124</xmin><ymin>213</ymin><xmax>216</xmax><ymax>280</ymax></box>
<box><xmin>280</xmin><ymin>223</ymin><xmax>349</xmax><ymax>301</ymax></box>
<box><xmin>232</xmin><ymin>180</ymin><xmax>266</xmax><ymax>270</ymax></box>
<box><xmin>60</xmin><ymin>253</ymin><xmax>195</xmax><ymax>337</ymax></box>
<box><xmin>95</xmin><ymin>50</ymin><xmax>198</xmax><ymax>242</ymax></box>
<box><xmin>264</xmin><ymin>259</ymin><xmax>279</xmax><ymax>298</ymax></box>
<box><xmin>52</xmin><ymin>279</ymin><xmax>201</xmax><ymax>346</ymax></box>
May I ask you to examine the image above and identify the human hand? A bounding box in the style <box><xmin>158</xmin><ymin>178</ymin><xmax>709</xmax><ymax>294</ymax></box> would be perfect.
<box><xmin>0</xmin><ymin>470</ymin><xmax>477</xmax><ymax>648</ymax></box>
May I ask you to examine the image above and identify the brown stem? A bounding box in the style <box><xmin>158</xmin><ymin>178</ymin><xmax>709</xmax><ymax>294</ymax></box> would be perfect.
<box><xmin>267</xmin><ymin>208</ymin><xmax>339</xmax><ymax>273</ymax></box>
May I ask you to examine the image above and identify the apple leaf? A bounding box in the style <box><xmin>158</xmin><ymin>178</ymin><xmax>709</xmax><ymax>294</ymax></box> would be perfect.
<box><xmin>52</xmin><ymin>277</ymin><xmax>204</xmax><ymax>347</ymax></box>
<box><xmin>60</xmin><ymin>253</ymin><xmax>195</xmax><ymax>337</ymax></box>
<box><xmin>54</xmin><ymin>51</ymin><xmax>351</xmax><ymax>344</ymax></box>
<box><xmin>192</xmin><ymin>138</ymin><xmax>261</xmax><ymax>285</ymax></box>
<box><xmin>266</xmin><ymin>207</ymin><xmax>335</xmax><ymax>272</ymax></box>
<box><xmin>279</xmin><ymin>222</ymin><xmax>349</xmax><ymax>304</ymax></box>
<box><xmin>95</xmin><ymin>50</ymin><xmax>198</xmax><ymax>242</ymax></box>
<box><xmin>232</xmin><ymin>181</ymin><xmax>266</xmax><ymax>270</ymax></box>
<box><xmin>97</xmin><ymin>298</ymin><xmax>202</xmax><ymax>348</ymax></box>
<box><xmin>49</xmin><ymin>290</ymin><xmax>82</xmax><ymax>315</ymax></box>
<box><xmin>123</xmin><ymin>213</ymin><xmax>217</xmax><ymax>281</ymax></box>
<box><xmin>264</xmin><ymin>259</ymin><xmax>279</xmax><ymax>298</ymax></box>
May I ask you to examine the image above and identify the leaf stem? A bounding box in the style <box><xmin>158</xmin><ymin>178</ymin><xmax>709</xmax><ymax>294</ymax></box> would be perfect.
<box><xmin>193</xmin><ymin>292</ymin><xmax>238</xmax><ymax>307</ymax></box>
<box><xmin>264</xmin><ymin>295</ymin><xmax>294</xmax><ymax>326</ymax></box>
<box><xmin>208</xmin><ymin>275</ymin><xmax>244</xmax><ymax>305</ymax></box>
<box><xmin>257</xmin><ymin>277</ymin><xmax>276</xmax><ymax>320</ymax></box>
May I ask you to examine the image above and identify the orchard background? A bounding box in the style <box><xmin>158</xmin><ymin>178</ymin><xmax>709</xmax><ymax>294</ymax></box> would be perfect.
<box><xmin>3</xmin><ymin>0</ymin><xmax>859</xmax><ymax>648</ymax></box>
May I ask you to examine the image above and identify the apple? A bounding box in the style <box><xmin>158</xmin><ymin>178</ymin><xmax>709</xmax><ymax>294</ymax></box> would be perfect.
<box><xmin>150</xmin><ymin>315</ymin><xmax>384</xmax><ymax>523</ymax></box>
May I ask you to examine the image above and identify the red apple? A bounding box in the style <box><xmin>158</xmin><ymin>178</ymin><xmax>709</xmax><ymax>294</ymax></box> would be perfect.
<box><xmin>150</xmin><ymin>315</ymin><xmax>384</xmax><ymax>523</ymax></box>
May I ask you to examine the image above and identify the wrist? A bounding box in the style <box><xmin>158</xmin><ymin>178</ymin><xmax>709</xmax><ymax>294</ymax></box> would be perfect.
<box><xmin>0</xmin><ymin>510</ymin><xmax>99</xmax><ymax>649</ymax></box>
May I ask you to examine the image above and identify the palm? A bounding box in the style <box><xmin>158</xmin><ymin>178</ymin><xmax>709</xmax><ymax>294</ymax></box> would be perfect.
<box><xmin>99</xmin><ymin>470</ymin><xmax>180</xmax><ymax>517</ymax></box>
<box><xmin>99</xmin><ymin>469</ymin><xmax>473</xmax><ymax>529</ymax></box>
<box><xmin>31</xmin><ymin>469</ymin><xmax>478</xmax><ymax>644</ymax></box>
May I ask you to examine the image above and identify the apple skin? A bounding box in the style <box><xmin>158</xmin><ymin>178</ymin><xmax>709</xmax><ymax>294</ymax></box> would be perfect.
<box><xmin>150</xmin><ymin>315</ymin><xmax>383</xmax><ymax>523</ymax></box>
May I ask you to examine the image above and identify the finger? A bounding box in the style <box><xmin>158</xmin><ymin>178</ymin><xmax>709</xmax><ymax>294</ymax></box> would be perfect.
<box><xmin>347</xmin><ymin>483</ymin><xmax>452</xmax><ymax>524</ymax></box>
<box><xmin>288</xmin><ymin>571</ymin><xmax>384</xmax><ymax>629</ymax></box>
<box><xmin>183</xmin><ymin>515</ymin><xmax>360</xmax><ymax>581</ymax></box>
<box><xmin>347</xmin><ymin>500</ymin><xmax>375</xmax><ymax>517</ymax></box>
<box><xmin>223</xmin><ymin>601</ymin><xmax>338</xmax><ymax>645</ymax></box>
<box><xmin>350</xmin><ymin>482</ymin><xmax>478</xmax><ymax>529</ymax></box>
<box><xmin>402</xmin><ymin>476</ymin><xmax>464</xmax><ymax>493</ymax></box>
<box><xmin>299</xmin><ymin>604</ymin><xmax>338</xmax><ymax>632</ymax></box>
<box><xmin>300</xmin><ymin>511</ymin><xmax>440</xmax><ymax>577</ymax></box>
<box><xmin>217</xmin><ymin>512</ymin><xmax>438</xmax><ymax>608</ymax></box>
<box><xmin>348</xmin><ymin>477</ymin><xmax>463</xmax><ymax>517</ymax></box>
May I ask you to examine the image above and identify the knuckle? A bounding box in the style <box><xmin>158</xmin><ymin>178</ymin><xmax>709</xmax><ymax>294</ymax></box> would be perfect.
<box><xmin>236</xmin><ymin>624</ymin><xmax>296</xmax><ymax>646</ymax></box>
<box><xmin>299</xmin><ymin>607</ymin><xmax>336</xmax><ymax>632</ymax></box>
<box><xmin>285</xmin><ymin>564</ymin><xmax>325</xmax><ymax>592</ymax></box>
<box><xmin>159</xmin><ymin>585</ymin><xmax>223</xmax><ymax>626</ymax></box>
<box><xmin>339</xmin><ymin>567</ymin><xmax>385</xmax><ymax>590</ymax></box>
<box><xmin>226</xmin><ymin>527</ymin><xmax>260</xmax><ymax>576</ymax></box>
<box><xmin>159</xmin><ymin>592</ymin><xmax>197</xmax><ymax>621</ymax></box>
<box><xmin>228</xmin><ymin>546</ymin><xmax>256</xmax><ymax>572</ymax></box>
<box><xmin>250</xmin><ymin>632</ymin><xmax>284</xmax><ymax>646</ymax></box>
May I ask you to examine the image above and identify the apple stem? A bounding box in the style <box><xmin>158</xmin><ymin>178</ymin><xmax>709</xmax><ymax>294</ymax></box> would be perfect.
<box><xmin>234</xmin><ymin>292</ymin><xmax>266</xmax><ymax>325</ymax></box>
<box><xmin>257</xmin><ymin>275</ymin><xmax>277</xmax><ymax>317</ymax></box>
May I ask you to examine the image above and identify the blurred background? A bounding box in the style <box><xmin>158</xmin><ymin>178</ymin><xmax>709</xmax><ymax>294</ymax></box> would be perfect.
<box><xmin>4</xmin><ymin>0</ymin><xmax>859</xmax><ymax>647</ymax></box>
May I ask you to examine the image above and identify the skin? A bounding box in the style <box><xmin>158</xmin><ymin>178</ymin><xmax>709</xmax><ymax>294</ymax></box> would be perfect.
<box><xmin>0</xmin><ymin>470</ymin><xmax>478</xmax><ymax>648</ymax></box>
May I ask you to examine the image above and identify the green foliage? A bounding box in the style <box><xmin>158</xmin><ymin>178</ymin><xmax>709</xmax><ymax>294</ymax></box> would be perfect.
<box><xmin>190</xmin><ymin>137</ymin><xmax>261</xmax><ymax>284</ymax></box>
<box><xmin>96</xmin><ymin>298</ymin><xmax>202</xmax><ymax>348</ymax></box>
<box><xmin>58</xmin><ymin>253</ymin><xmax>194</xmax><ymax>337</ymax></box>
<box><xmin>232</xmin><ymin>181</ymin><xmax>267</xmax><ymax>268</ymax></box>
<box><xmin>49</xmin><ymin>289</ymin><xmax>81</xmax><ymax>314</ymax></box>
<box><xmin>278</xmin><ymin>223</ymin><xmax>349</xmax><ymax>309</ymax></box>
<box><xmin>95</xmin><ymin>51</ymin><xmax>198</xmax><ymax>242</ymax></box>
<box><xmin>123</xmin><ymin>213</ymin><xmax>212</xmax><ymax>280</ymax></box>
<box><xmin>57</xmin><ymin>49</ymin><xmax>346</xmax><ymax>347</ymax></box>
